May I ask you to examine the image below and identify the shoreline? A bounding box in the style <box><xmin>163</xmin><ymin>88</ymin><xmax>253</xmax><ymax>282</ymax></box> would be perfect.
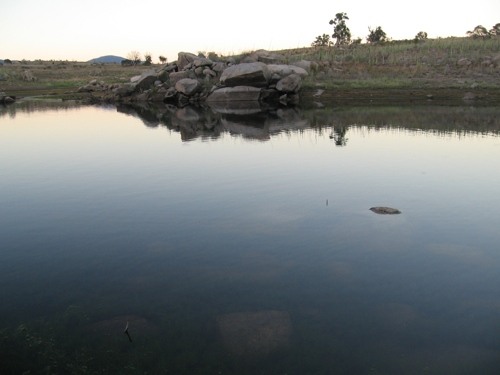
<box><xmin>5</xmin><ymin>86</ymin><xmax>500</xmax><ymax>107</ymax></box>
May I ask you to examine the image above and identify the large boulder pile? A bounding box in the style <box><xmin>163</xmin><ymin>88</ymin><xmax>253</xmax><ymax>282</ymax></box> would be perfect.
<box><xmin>83</xmin><ymin>50</ymin><xmax>310</xmax><ymax>107</ymax></box>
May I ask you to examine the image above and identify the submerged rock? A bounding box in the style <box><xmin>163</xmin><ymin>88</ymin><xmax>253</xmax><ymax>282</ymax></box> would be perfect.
<box><xmin>370</xmin><ymin>206</ymin><xmax>401</xmax><ymax>215</ymax></box>
<box><xmin>217</xmin><ymin>310</ymin><xmax>292</xmax><ymax>356</ymax></box>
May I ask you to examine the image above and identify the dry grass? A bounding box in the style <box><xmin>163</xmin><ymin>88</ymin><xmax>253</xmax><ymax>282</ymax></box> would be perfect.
<box><xmin>0</xmin><ymin>61</ymin><xmax>155</xmax><ymax>95</ymax></box>
<box><xmin>1</xmin><ymin>36</ymin><xmax>499</xmax><ymax>96</ymax></box>
<box><xmin>274</xmin><ymin>37</ymin><xmax>500</xmax><ymax>88</ymax></box>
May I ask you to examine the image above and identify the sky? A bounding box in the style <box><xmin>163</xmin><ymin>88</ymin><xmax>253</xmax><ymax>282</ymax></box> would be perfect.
<box><xmin>1</xmin><ymin>0</ymin><xmax>499</xmax><ymax>63</ymax></box>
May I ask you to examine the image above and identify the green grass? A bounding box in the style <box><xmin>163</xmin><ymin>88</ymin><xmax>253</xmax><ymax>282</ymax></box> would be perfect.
<box><xmin>277</xmin><ymin>36</ymin><xmax>500</xmax><ymax>66</ymax></box>
<box><xmin>1</xmin><ymin>36</ymin><xmax>499</xmax><ymax>95</ymax></box>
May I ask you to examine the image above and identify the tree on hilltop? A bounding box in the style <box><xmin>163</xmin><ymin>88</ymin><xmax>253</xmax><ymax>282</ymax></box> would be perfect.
<box><xmin>329</xmin><ymin>12</ymin><xmax>351</xmax><ymax>46</ymax></box>
<box><xmin>367</xmin><ymin>26</ymin><xmax>388</xmax><ymax>44</ymax></box>
<box><xmin>143</xmin><ymin>52</ymin><xmax>153</xmax><ymax>66</ymax></box>
<box><xmin>489</xmin><ymin>23</ymin><xmax>500</xmax><ymax>36</ymax></box>
<box><xmin>414</xmin><ymin>31</ymin><xmax>428</xmax><ymax>43</ymax></box>
<box><xmin>311</xmin><ymin>34</ymin><xmax>332</xmax><ymax>47</ymax></box>
<box><xmin>467</xmin><ymin>25</ymin><xmax>490</xmax><ymax>39</ymax></box>
<box><xmin>159</xmin><ymin>55</ymin><xmax>167</xmax><ymax>64</ymax></box>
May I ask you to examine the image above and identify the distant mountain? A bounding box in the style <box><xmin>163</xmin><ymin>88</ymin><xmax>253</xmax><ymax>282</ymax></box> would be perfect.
<box><xmin>87</xmin><ymin>55</ymin><xmax>126</xmax><ymax>64</ymax></box>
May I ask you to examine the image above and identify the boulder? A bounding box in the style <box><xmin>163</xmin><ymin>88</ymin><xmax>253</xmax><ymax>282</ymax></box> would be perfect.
<box><xmin>290</xmin><ymin>60</ymin><xmax>316</xmax><ymax>73</ymax></box>
<box><xmin>193</xmin><ymin>57</ymin><xmax>213</xmax><ymax>67</ymax></box>
<box><xmin>370</xmin><ymin>207</ymin><xmax>401</xmax><ymax>215</ymax></box>
<box><xmin>157</xmin><ymin>69</ymin><xmax>170</xmax><ymax>83</ymax></box>
<box><xmin>169</xmin><ymin>71</ymin><xmax>194</xmax><ymax>85</ymax></box>
<box><xmin>0</xmin><ymin>92</ymin><xmax>15</xmax><ymax>104</ymax></box>
<box><xmin>207</xmin><ymin>86</ymin><xmax>262</xmax><ymax>102</ymax></box>
<box><xmin>212</xmin><ymin>61</ymin><xmax>226</xmax><ymax>74</ymax></box>
<box><xmin>220</xmin><ymin>62</ymin><xmax>270</xmax><ymax>87</ymax></box>
<box><xmin>77</xmin><ymin>80</ymin><xmax>108</xmax><ymax>92</ymax></box>
<box><xmin>203</xmin><ymin>68</ymin><xmax>217</xmax><ymax>78</ymax></box>
<box><xmin>250</xmin><ymin>49</ymin><xmax>285</xmax><ymax>64</ymax></box>
<box><xmin>177</xmin><ymin>52</ymin><xmax>198</xmax><ymax>70</ymax></box>
<box><xmin>267</xmin><ymin>64</ymin><xmax>308</xmax><ymax>79</ymax></box>
<box><xmin>113</xmin><ymin>83</ymin><xmax>136</xmax><ymax>97</ymax></box>
<box><xmin>134</xmin><ymin>71</ymin><xmax>157</xmax><ymax>91</ymax></box>
<box><xmin>174</xmin><ymin>78</ymin><xmax>201</xmax><ymax>96</ymax></box>
<box><xmin>276</xmin><ymin>73</ymin><xmax>302</xmax><ymax>93</ymax></box>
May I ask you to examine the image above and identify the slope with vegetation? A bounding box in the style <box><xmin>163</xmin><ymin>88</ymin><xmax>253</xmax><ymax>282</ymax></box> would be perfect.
<box><xmin>1</xmin><ymin>17</ymin><xmax>499</xmax><ymax>104</ymax></box>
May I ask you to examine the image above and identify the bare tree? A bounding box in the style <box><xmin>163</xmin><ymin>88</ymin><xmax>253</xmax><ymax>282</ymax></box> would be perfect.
<box><xmin>126</xmin><ymin>51</ymin><xmax>141</xmax><ymax>65</ymax></box>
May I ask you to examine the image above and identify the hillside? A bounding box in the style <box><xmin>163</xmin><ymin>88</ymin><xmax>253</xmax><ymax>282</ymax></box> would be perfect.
<box><xmin>87</xmin><ymin>55</ymin><xmax>126</xmax><ymax>64</ymax></box>
<box><xmin>1</xmin><ymin>37</ymin><xmax>499</xmax><ymax>104</ymax></box>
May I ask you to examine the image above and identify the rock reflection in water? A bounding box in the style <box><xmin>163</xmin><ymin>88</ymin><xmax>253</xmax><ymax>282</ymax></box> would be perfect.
<box><xmin>117</xmin><ymin>102</ymin><xmax>310</xmax><ymax>141</ymax></box>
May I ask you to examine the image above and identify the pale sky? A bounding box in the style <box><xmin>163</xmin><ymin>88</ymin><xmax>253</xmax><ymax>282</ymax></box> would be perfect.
<box><xmin>1</xmin><ymin>0</ymin><xmax>499</xmax><ymax>62</ymax></box>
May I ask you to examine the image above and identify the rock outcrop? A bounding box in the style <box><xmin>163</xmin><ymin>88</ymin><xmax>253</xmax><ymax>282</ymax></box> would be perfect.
<box><xmin>370</xmin><ymin>207</ymin><xmax>401</xmax><ymax>215</ymax></box>
<box><xmin>0</xmin><ymin>92</ymin><xmax>15</xmax><ymax>104</ymax></box>
<box><xmin>80</xmin><ymin>50</ymin><xmax>311</xmax><ymax>107</ymax></box>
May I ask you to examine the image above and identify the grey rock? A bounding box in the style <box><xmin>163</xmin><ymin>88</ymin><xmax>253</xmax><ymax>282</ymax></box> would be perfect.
<box><xmin>157</xmin><ymin>69</ymin><xmax>170</xmax><ymax>83</ymax></box>
<box><xmin>290</xmin><ymin>60</ymin><xmax>317</xmax><ymax>73</ymax></box>
<box><xmin>220</xmin><ymin>62</ymin><xmax>270</xmax><ymax>87</ymax></box>
<box><xmin>267</xmin><ymin>64</ymin><xmax>308</xmax><ymax>79</ymax></box>
<box><xmin>370</xmin><ymin>207</ymin><xmax>401</xmax><ymax>215</ymax></box>
<box><xmin>212</xmin><ymin>61</ymin><xmax>226</xmax><ymax>74</ymax></box>
<box><xmin>207</xmin><ymin>86</ymin><xmax>262</xmax><ymax>102</ymax></box>
<box><xmin>250</xmin><ymin>49</ymin><xmax>285</xmax><ymax>64</ymax></box>
<box><xmin>175</xmin><ymin>78</ymin><xmax>201</xmax><ymax>96</ymax></box>
<box><xmin>177</xmin><ymin>52</ymin><xmax>198</xmax><ymax>70</ymax></box>
<box><xmin>134</xmin><ymin>71</ymin><xmax>158</xmax><ymax>91</ymax></box>
<box><xmin>169</xmin><ymin>71</ymin><xmax>194</xmax><ymax>86</ymax></box>
<box><xmin>276</xmin><ymin>74</ymin><xmax>302</xmax><ymax>93</ymax></box>
<box><xmin>203</xmin><ymin>68</ymin><xmax>217</xmax><ymax>78</ymax></box>
<box><xmin>113</xmin><ymin>83</ymin><xmax>136</xmax><ymax>97</ymax></box>
<box><xmin>193</xmin><ymin>57</ymin><xmax>213</xmax><ymax>67</ymax></box>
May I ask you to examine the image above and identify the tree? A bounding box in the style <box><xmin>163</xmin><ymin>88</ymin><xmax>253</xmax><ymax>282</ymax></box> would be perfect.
<box><xmin>466</xmin><ymin>25</ymin><xmax>490</xmax><ymax>39</ymax></box>
<box><xmin>311</xmin><ymin>34</ymin><xmax>332</xmax><ymax>47</ymax></box>
<box><xmin>126</xmin><ymin>51</ymin><xmax>141</xmax><ymax>65</ymax></box>
<box><xmin>489</xmin><ymin>23</ymin><xmax>500</xmax><ymax>36</ymax></box>
<box><xmin>329</xmin><ymin>12</ymin><xmax>351</xmax><ymax>46</ymax></box>
<box><xmin>143</xmin><ymin>52</ymin><xmax>153</xmax><ymax>66</ymax></box>
<box><xmin>159</xmin><ymin>55</ymin><xmax>167</xmax><ymax>64</ymax></box>
<box><xmin>367</xmin><ymin>26</ymin><xmax>388</xmax><ymax>44</ymax></box>
<box><xmin>414</xmin><ymin>31</ymin><xmax>428</xmax><ymax>43</ymax></box>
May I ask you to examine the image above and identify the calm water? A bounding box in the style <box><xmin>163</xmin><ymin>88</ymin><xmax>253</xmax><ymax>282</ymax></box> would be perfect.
<box><xmin>1</xmin><ymin>101</ymin><xmax>499</xmax><ymax>374</ymax></box>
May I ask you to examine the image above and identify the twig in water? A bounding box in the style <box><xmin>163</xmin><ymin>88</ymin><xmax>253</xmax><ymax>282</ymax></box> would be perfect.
<box><xmin>124</xmin><ymin>321</ymin><xmax>132</xmax><ymax>342</ymax></box>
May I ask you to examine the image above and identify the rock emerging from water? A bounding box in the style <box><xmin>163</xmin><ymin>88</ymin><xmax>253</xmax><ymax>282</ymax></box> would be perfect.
<box><xmin>370</xmin><ymin>206</ymin><xmax>401</xmax><ymax>215</ymax></box>
<box><xmin>0</xmin><ymin>92</ymin><xmax>15</xmax><ymax>104</ymax></box>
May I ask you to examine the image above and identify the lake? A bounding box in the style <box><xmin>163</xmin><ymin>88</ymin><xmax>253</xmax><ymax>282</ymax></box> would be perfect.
<box><xmin>1</xmin><ymin>100</ymin><xmax>499</xmax><ymax>374</ymax></box>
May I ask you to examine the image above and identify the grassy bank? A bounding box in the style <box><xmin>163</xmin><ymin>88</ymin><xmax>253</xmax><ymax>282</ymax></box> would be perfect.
<box><xmin>1</xmin><ymin>37</ymin><xmax>499</xmax><ymax>100</ymax></box>
<box><xmin>279</xmin><ymin>36</ymin><xmax>500</xmax><ymax>90</ymax></box>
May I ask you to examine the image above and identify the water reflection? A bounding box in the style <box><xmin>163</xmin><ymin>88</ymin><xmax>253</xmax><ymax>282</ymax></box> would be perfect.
<box><xmin>3</xmin><ymin>100</ymin><xmax>500</xmax><ymax>141</ymax></box>
<box><xmin>117</xmin><ymin>102</ymin><xmax>500</xmax><ymax>141</ymax></box>
<box><xmin>1</xmin><ymin>100</ymin><xmax>500</xmax><ymax>374</ymax></box>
